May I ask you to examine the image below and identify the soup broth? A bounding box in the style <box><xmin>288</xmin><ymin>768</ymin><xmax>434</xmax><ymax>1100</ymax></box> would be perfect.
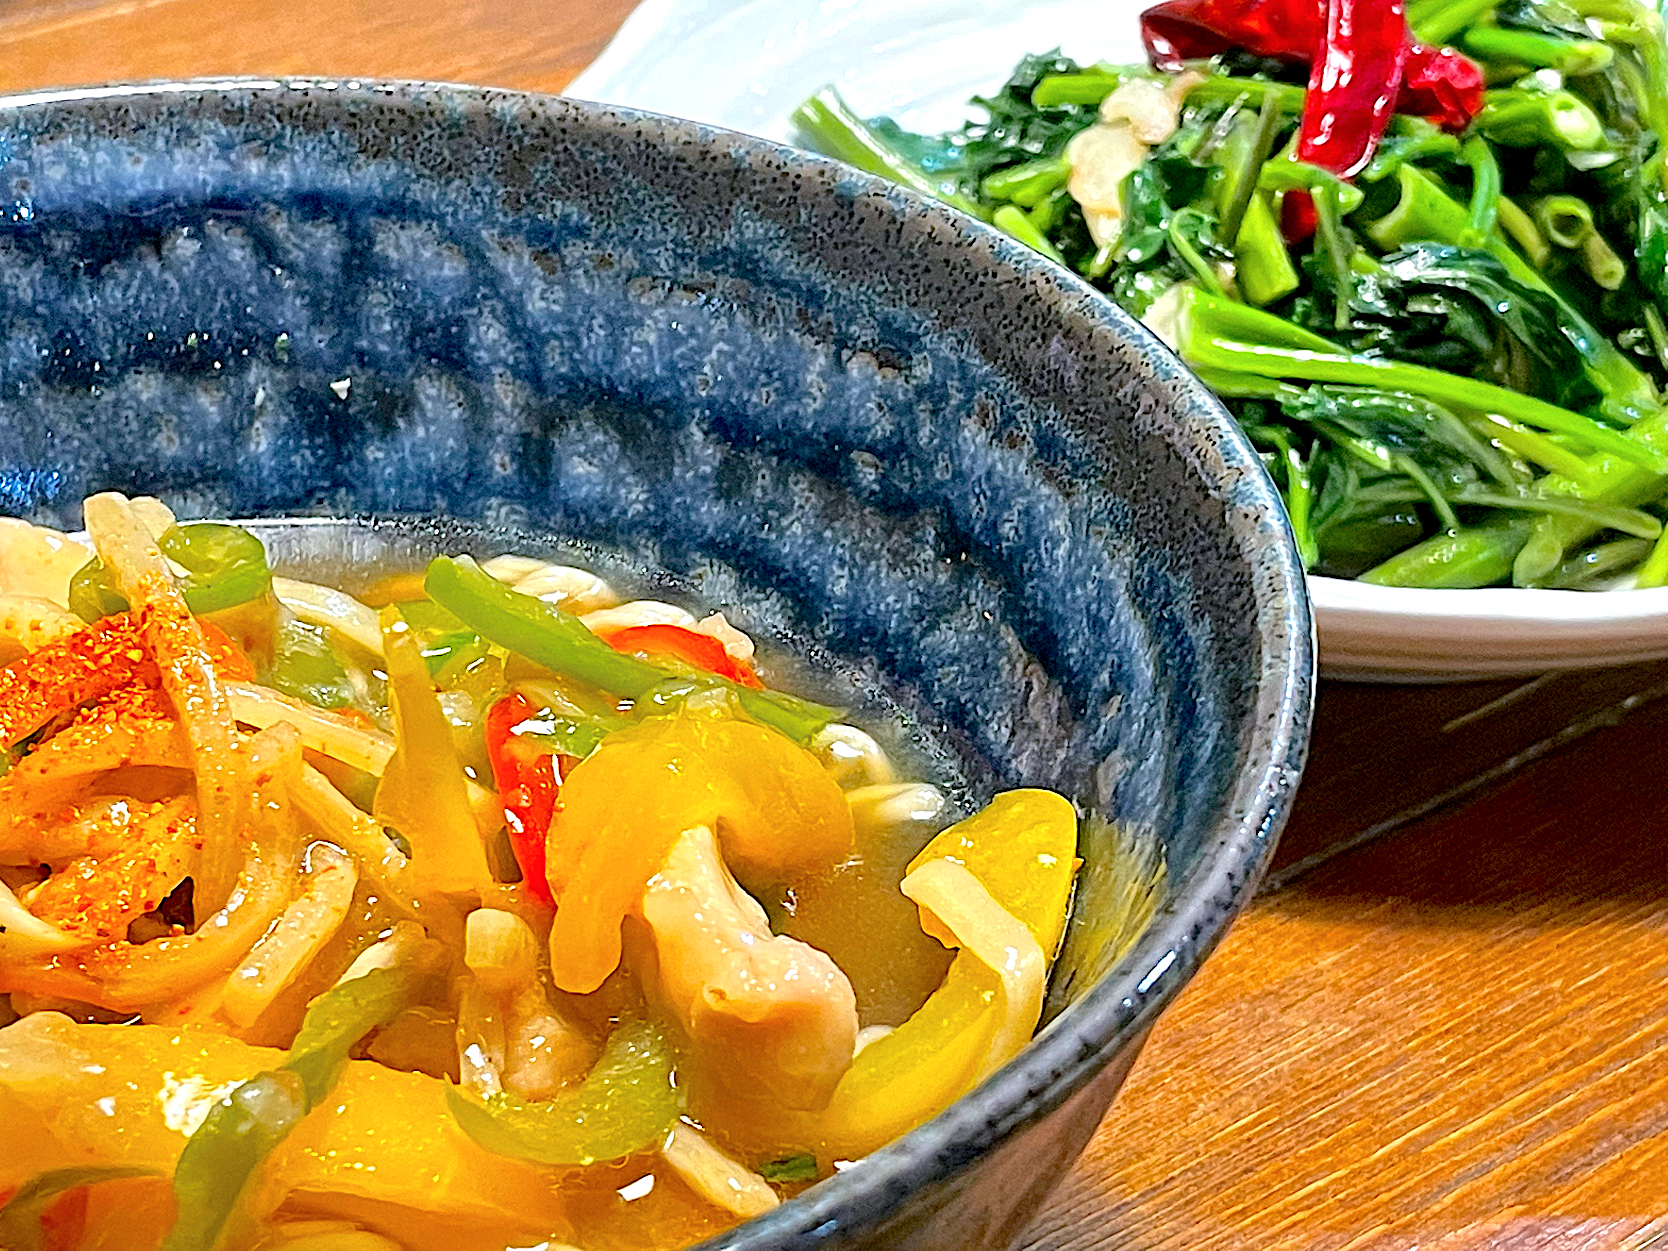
<box><xmin>0</xmin><ymin>495</ymin><xmax>1084</xmax><ymax>1251</ymax></box>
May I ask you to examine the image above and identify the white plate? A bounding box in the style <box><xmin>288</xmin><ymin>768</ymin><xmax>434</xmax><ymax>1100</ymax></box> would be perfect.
<box><xmin>568</xmin><ymin>2</ymin><xmax>1668</xmax><ymax>682</ymax></box>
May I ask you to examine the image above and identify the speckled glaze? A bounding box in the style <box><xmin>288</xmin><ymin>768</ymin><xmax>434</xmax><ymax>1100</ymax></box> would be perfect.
<box><xmin>0</xmin><ymin>80</ymin><xmax>1313</xmax><ymax>1249</ymax></box>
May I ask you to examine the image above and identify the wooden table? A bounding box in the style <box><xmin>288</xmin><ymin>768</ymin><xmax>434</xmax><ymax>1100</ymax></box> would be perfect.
<box><xmin>5</xmin><ymin>5</ymin><xmax>1668</xmax><ymax>1247</ymax></box>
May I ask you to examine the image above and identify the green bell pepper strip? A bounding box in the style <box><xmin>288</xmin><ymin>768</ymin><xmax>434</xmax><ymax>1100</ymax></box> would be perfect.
<box><xmin>423</xmin><ymin>556</ymin><xmax>839</xmax><ymax>743</ymax></box>
<box><xmin>396</xmin><ymin>598</ymin><xmax>487</xmax><ymax>676</ymax></box>
<box><xmin>758</xmin><ymin>1153</ymin><xmax>820</xmax><ymax>1183</ymax></box>
<box><xmin>0</xmin><ymin>1167</ymin><xmax>161</xmax><ymax>1251</ymax></box>
<box><xmin>265</xmin><ymin>619</ymin><xmax>355</xmax><ymax>710</ymax></box>
<box><xmin>69</xmin><ymin>522</ymin><xmax>272</xmax><ymax>622</ymax></box>
<box><xmin>444</xmin><ymin>1017</ymin><xmax>682</xmax><ymax>1167</ymax></box>
<box><xmin>161</xmin><ymin>963</ymin><xmax>426</xmax><ymax>1251</ymax></box>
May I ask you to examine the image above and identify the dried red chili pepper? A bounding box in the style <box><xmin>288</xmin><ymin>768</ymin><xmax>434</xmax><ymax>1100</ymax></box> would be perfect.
<box><xmin>1139</xmin><ymin>0</ymin><xmax>1486</xmax><ymax>231</ymax></box>
<box><xmin>1399</xmin><ymin>42</ymin><xmax>1487</xmax><ymax>131</ymax></box>
<box><xmin>1277</xmin><ymin>0</ymin><xmax>1412</xmax><ymax>238</ymax></box>
<box><xmin>1297</xmin><ymin>0</ymin><xmax>1412</xmax><ymax>177</ymax></box>
<box><xmin>1142</xmin><ymin>0</ymin><xmax>1321</xmax><ymax>69</ymax></box>
<box><xmin>484</xmin><ymin>691</ymin><xmax>563</xmax><ymax>905</ymax></box>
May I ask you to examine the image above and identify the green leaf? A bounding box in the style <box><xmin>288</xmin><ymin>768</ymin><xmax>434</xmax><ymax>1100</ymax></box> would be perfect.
<box><xmin>758</xmin><ymin>1153</ymin><xmax>821</xmax><ymax>1183</ymax></box>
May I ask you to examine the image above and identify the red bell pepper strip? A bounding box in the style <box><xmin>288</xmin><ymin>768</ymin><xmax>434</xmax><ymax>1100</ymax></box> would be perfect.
<box><xmin>484</xmin><ymin>692</ymin><xmax>560</xmax><ymax>905</ymax></box>
<box><xmin>598</xmin><ymin>623</ymin><xmax>764</xmax><ymax>690</ymax></box>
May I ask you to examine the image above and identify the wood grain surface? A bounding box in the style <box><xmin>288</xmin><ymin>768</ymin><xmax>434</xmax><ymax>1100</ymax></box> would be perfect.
<box><xmin>3</xmin><ymin>3</ymin><xmax>1667</xmax><ymax>1247</ymax></box>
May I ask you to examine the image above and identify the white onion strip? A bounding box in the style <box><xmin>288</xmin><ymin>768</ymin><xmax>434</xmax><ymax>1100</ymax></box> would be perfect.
<box><xmin>83</xmin><ymin>492</ymin><xmax>244</xmax><ymax>913</ymax></box>
<box><xmin>271</xmin><ymin>577</ymin><xmax>384</xmax><ymax>656</ymax></box>
<box><xmin>901</xmin><ymin>858</ymin><xmax>1046</xmax><ymax>1080</ymax></box>
<box><xmin>218</xmin><ymin>841</ymin><xmax>359</xmax><ymax>1029</ymax></box>
<box><xmin>227</xmin><ymin>682</ymin><xmax>394</xmax><ymax>776</ymax></box>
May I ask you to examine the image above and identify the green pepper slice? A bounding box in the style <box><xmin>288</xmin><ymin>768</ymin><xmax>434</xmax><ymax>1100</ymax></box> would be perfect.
<box><xmin>70</xmin><ymin>522</ymin><xmax>271</xmax><ymax>621</ymax></box>
<box><xmin>161</xmin><ymin>961</ymin><xmax>426</xmax><ymax>1251</ymax></box>
<box><xmin>395</xmin><ymin>598</ymin><xmax>487</xmax><ymax>677</ymax></box>
<box><xmin>444</xmin><ymin>1016</ymin><xmax>682</xmax><ymax>1167</ymax></box>
<box><xmin>423</xmin><ymin>556</ymin><xmax>839</xmax><ymax>743</ymax></box>
<box><xmin>264</xmin><ymin>619</ymin><xmax>355</xmax><ymax>710</ymax></box>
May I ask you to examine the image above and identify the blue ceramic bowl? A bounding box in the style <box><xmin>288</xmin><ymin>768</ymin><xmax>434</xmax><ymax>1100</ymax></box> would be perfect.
<box><xmin>0</xmin><ymin>80</ymin><xmax>1313</xmax><ymax>1250</ymax></box>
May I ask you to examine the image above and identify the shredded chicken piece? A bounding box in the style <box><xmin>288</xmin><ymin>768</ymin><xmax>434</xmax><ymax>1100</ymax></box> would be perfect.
<box><xmin>580</xmin><ymin>599</ymin><xmax>697</xmax><ymax>635</ymax></box>
<box><xmin>693</xmin><ymin>611</ymin><xmax>756</xmax><ymax>664</ymax></box>
<box><xmin>481</xmin><ymin>555</ymin><xmax>619</xmax><ymax>613</ymax></box>
<box><xmin>639</xmin><ymin>824</ymin><xmax>857</xmax><ymax>1111</ymax></box>
<box><xmin>461</xmin><ymin>908</ymin><xmax>593</xmax><ymax>1101</ymax></box>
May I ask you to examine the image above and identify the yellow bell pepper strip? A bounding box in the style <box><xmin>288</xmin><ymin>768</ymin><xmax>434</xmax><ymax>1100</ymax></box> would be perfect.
<box><xmin>0</xmin><ymin>1166</ymin><xmax>160</xmax><ymax>1251</ymax></box>
<box><xmin>0</xmin><ymin>1013</ymin><xmax>579</xmax><ymax>1250</ymax></box>
<box><xmin>423</xmin><ymin>555</ymin><xmax>838</xmax><ymax>742</ymax></box>
<box><xmin>757</xmin><ymin>789</ymin><xmax>1077</xmax><ymax>1163</ymax></box>
<box><xmin>444</xmin><ymin>1016</ymin><xmax>681</xmax><ymax>1167</ymax></box>
<box><xmin>69</xmin><ymin>522</ymin><xmax>272</xmax><ymax>621</ymax></box>
<box><xmin>161</xmin><ymin>960</ymin><xmax>430</xmax><ymax>1251</ymax></box>
<box><xmin>545</xmin><ymin>706</ymin><xmax>854</xmax><ymax>993</ymax></box>
<box><xmin>902</xmin><ymin>858</ymin><xmax>1046</xmax><ymax>1081</ymax></box>
<box><xmin>373</xmin><ymin>607</ymin><xmax>494</xmax><ymax>897</ymax></box>
<box><xmin>905</xmin><ymin>788</ymin><xmax>1080</xmax><ymax>959</ymax></box>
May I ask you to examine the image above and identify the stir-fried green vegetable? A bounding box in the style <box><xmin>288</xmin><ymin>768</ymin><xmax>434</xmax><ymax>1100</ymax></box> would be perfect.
<box><xmin>794</xmin><ymin>0</ymin><xmax>1668</xmax><ymax>587</ymax></box>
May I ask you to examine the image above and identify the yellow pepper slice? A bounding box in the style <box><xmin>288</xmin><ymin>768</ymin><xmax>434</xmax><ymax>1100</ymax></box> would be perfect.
<box><xmin>765</xmin><ymin>789</ymin><xmax>1078</xmax><ymax>1162</ymax></box>
<box><xmin>373</xmin><ymin>609</ymin><xmax>493</xmax><ymax>897</ymax></box>
<box><xmin>906</xmin><ymin>787</ymin><xmax>1079</xmax><ymax>957</ymax></box>
<box><xmin>546</xmin><ymin>704</ymin><xmax>853</xmax><ymax>993</ymax></box>
<box><xmin>0</xmin><ymin>1013</ymin><xmax>574</xmax><ymax>1251</ymax></box>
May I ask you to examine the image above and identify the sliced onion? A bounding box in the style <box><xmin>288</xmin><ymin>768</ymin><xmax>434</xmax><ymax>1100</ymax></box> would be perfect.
<box><xmin>227</xmin><ymin>681</ymin><xmax>394</xmax><ymax>775</ymax></box>
<box><xmin>218</xmin><ymin>841</ymin><xmax>359</xmax><ymax>1029</ymax></box>
<box><xmin>292</xmin><ymin>763</ymin><xmax>422</xmax><ymax>922</ymax></box>
<box><xmin>662</xmin><ymin>1121</ymin><xmax>780</xmax><ymax>1219</ymax></box>
<box><xmin>0</xmin><ymin>878</ymin><xmax>81</xmax><ymax>959</ymax></box>
<box><xmin>83</xmin><ymin>492</ymin><xmax>244</xmax><ymax>914</ymax></box>
<box><xmin>0</xmin><ymin>724</ymin><xmax>305</xmax><ymax>1013</ymax></box>
<box><xmin>271</xmin><ymin>576</ymin><xmax>384</xmax><ymax>657</ymax></box>
<box><xmin>900</xmin><ymin>858</ymin><xmax>1046</xmax><ymax>1080</ymax></box>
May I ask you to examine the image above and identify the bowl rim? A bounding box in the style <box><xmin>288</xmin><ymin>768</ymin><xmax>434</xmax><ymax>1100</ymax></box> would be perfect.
<box><xmin>0</xmin><ymin>76</ymin><xmax>1317</xmax><ymax>1247</ymax></box>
